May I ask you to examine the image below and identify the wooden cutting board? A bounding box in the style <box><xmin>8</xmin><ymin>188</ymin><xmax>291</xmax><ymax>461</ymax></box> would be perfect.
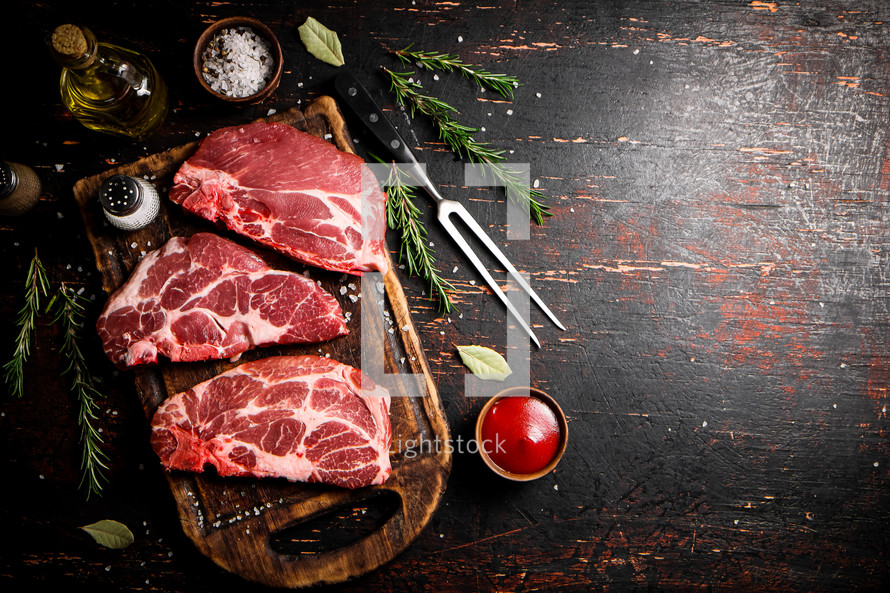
<box><xmin>72</xmin><ymin>97</ymin><xmax>451</xmax><ymax>589</ymax></box>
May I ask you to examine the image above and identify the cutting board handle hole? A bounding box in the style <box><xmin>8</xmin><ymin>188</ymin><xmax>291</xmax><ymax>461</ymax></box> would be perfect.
<box><xmin>269</xmin><ymin>489</ymin><xmax>401</xmax><ymax>557</ymax></box>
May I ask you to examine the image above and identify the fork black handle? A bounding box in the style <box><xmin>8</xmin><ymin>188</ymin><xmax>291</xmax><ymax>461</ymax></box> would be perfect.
<box><xmin>333</xmin><ymin>71</ymin><xmax>419</xmax><ymax>168</ymax></box>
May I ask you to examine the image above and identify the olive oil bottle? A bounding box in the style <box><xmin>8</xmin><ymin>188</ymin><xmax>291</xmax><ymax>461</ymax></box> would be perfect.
<box><xmin>49</xmin><ymin>24</ymin><xmax>168</xmax><ymax>140</ymax></box>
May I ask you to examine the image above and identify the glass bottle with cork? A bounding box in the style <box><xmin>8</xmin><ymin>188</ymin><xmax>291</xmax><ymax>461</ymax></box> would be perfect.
<box><xmin>49</xmin><ymin>24</ymin><xmax>168</xmax><ymax>140</ymax></box>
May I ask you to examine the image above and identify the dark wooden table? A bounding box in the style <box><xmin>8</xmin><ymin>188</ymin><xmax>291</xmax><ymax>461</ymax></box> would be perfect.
<box><xmin>2</xmin><ymin>1</ymin><xmax>889</xmax><ymax>591</ymax></box>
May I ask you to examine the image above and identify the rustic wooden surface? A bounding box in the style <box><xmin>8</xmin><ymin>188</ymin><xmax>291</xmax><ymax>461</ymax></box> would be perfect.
<box><xmin>69</xmin><ymin>97</ymin><xmax>451</xmax><ymax>589</ymax></box>
<box><xmin>1</xmin><ymin>1</ymin><xmax>889</xmax><ymax>591</ymax></box>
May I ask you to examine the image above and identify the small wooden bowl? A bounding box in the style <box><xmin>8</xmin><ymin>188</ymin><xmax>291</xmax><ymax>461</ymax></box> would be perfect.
<box><xmin>193</xmin><ymin>17</ymin><xmax>283</xmax><ymax>104</ymax></box>
<box><xmin>475</xmin><ymin>386</ymin><xmax>568</xmax><ymax>481</ymax></box>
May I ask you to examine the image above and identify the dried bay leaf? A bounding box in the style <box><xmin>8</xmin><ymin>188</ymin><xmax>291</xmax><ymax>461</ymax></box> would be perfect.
<box><xmin>298</xmin><ymin>17</ymin><xmax>345</xmax><ymax>67</ymax></box>
<box><xmin>456</xmin><ymin>345</ymin><xmax>512</xmax><ymax>381</ymax></box>
<box><xmin>80</xmin><ymin>519</ymin><xmax>134</xmax><ymax>549</ymax></box>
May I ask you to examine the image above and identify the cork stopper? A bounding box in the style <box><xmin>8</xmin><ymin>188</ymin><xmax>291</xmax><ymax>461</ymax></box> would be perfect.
<box><xmin>52</xmin><ymin>24</ymin><xmax>88</xmax><ymax>58</ymax></box>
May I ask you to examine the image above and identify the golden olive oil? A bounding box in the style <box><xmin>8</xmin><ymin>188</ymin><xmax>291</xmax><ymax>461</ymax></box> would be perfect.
<box><xmin>51</xmin><ymin>25</ymin><xmax>168</xmax><ymax>140</ymax></box>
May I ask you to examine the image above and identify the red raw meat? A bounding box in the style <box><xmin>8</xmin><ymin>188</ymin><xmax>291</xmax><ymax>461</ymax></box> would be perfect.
<box><xmin>149</xmin><ymin>355</ymin><xmax>392</xmax><ymax>489</ymax></box>
<box><xmin>96</xmin><ymin>232</ymin><xmax>348</xmax><ymax>368</ymax></box>
<box><xmin>169</xmin><ymin>122</ymin><xmax>388</xmax><ymax>275</ymax></box>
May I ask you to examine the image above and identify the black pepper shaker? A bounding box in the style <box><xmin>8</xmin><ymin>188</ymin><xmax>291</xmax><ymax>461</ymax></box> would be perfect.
<box><xmin>99</xmin><ymin>174</ymin><xmax>160</xmax><ymax>231</ymax></box>
<box><xmin>0</xmin><ymin>161</ymin><xmax>42</xmax><ymax>216</ymax></box>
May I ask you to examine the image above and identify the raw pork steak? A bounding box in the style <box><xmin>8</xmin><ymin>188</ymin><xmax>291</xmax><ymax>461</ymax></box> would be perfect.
<box><xmin>169</xmin><ymin>122</ymin><xmax>388</xmax><ymax>275</ymax></box>
<box><xmin>150</xmin><ymin>355</ymin><xmax>392</xmax><ymax>488</ymax></box>
<box><xmin>96</xmin><ymin>232</ymin><xmax>348</xmax><ymax>368</ymax></box>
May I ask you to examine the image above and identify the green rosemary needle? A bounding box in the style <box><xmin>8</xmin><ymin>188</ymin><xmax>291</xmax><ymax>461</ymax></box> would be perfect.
<box><xmin>3</xmin><ymin>250</ymin><xmax>50</xmax><ymax>398</ymax></box>
<box><xmin>393</xmin><ymin>44</ymin><xmax>520</xmax><ymax>99</ymax></box>
<box><xmin>382</xmin><ymin>67</ymin><xmax>550</xmax><ymax>225</ymax></box>
<box><xmin>48</xmin><ymin>283</ymin><xmax>109</xmax><ymax>499</ymax></box>
<box><xmin>379</xmin><ymin>158</ymin><xmax>455</xmax><ymax>314</ymax></box>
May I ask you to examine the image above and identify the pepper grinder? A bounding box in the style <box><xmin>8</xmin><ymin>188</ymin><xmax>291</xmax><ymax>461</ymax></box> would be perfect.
<box><xmin>0</xmin><ymin>161</ymin><xmax>42</xmax><ymax>216</ymax></box>
<box><xmin>99</xmin><ymin>174</ymin><xmax>160</xmax><ymax>231</ymax></box>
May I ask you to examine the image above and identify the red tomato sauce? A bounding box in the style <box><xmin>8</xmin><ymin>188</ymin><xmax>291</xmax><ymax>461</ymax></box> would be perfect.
<box><xmin>480</xmin><ymin>394</ymin><xmax>560</xmax><ymax>474</ymax></box>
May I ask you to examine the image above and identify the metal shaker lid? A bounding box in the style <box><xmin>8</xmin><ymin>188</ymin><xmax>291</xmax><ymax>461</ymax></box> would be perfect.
<box><xmin>99</xmin><ymin>174</ymin><xmax>143</xmax><ymax>216</ymax></box>
<box><xmin>0</xmin><ymin>162</ymin><xmax>17</xmax><ymax>199</ymax></box>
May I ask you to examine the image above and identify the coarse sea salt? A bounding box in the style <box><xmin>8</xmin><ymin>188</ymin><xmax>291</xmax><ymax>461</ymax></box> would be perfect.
<box><xmin>202</xmin><ymin>27</ymin><xmax>274</xmax><ymax>98</ymax></box>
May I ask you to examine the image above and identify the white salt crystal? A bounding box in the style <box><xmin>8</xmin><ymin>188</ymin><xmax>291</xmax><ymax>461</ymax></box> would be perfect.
<box><xmin>201</xmin><ymin>26</ymin><xmax>275</xmax><ymax>98</ymax></box>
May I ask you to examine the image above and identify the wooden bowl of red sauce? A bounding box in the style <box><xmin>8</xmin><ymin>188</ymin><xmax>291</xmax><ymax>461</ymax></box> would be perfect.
<box><xmin>475</xmin><ymin>387</ymin><xmax>568</xmax><ymax>481</ymax></box>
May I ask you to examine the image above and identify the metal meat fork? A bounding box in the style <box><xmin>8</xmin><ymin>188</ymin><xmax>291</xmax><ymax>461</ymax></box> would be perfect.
<box><xmin>334</xmin><ymin>71</ymin><xmax>565</xmax><ymax>347</ymax></box>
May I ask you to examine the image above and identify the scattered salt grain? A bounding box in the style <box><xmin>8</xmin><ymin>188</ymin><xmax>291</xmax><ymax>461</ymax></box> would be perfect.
<box><xmin>536</xmin><ymin>92</ymin><xmax>542</xmax><ymax>98</ymax></box>
<box><xmin>457</xmin><ymin>35</ymin><xmax>464</xmax><ymax>42</ymax></box>
<box><xmin>452</xmin><ymin>266</ymin><xmax>458</xmax><ymax>273</ymax></box>
<box><xmin>267</xmin><ymin>108</ymin><xmax>277</xmax><ymax>116</ymax></box>
<box><xmin>533</xmin><ymin>179</ymin><xmax>540</xmax><ymax>188</ymax></box>
<box><xmin>130</xmin><ymin>242</ymin><xmax>138</xmax><ymax>249</ymax></box>
<box><xmin>340</xmin><ymin>286</ymin><xmax>348</xmax><ymax>295</ymax></box>
<box><xmin>54</xmin><ymin>164</ymin><xmax>64</xmax><ymax>172</ymax></box>
<box><xmin>201</xmin><ymin>26</ymin><xmax>275</xmax><ymax>98</ymax></box>
<box><xmin>506</xmin><ymin>109</ymin><xmax>513</xmax><ymax>116</ymax></box>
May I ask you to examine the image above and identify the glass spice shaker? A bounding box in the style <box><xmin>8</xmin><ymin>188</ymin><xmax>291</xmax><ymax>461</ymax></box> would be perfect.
<box><xmin>99</xmin><ymin>174</ymin><xmax>160</xmax><ymax>231</ymax></box>
<box><xmin>0</xmin><ymin>161</ymin><xmax>42</xmax><ymax>216</ymax></box>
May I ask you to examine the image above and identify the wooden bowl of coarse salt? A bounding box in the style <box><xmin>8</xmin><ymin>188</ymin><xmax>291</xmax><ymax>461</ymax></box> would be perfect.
<box><xmin>193</xmin><ymin>17</ymin><xmax>283</xmax><ymax>104</ymax></box>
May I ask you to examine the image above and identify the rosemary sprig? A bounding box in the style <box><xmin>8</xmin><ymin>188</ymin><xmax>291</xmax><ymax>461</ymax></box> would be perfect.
<box><xmin>393</xmin><ymin>44</ymin><xmax>520</xmax><ymax>99</ymax></box>
<box><xmin>378</xmin><ymin>158</ymin><xmax>455</xmax><ymax>313</ymax></box>
<box><xmin>48</xmin><ymin>284</ymin><xmax>109</xmax><ymax>499</ymax></box>
<box><xmin>382</xmin><ymin>67</ymin><xmax>550</xmax><ymax>225</ymax></box>
<box><xmin>3</xmin><ymin>250</ymin><xmax>50</xmax><ymax>398</ymax></box>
